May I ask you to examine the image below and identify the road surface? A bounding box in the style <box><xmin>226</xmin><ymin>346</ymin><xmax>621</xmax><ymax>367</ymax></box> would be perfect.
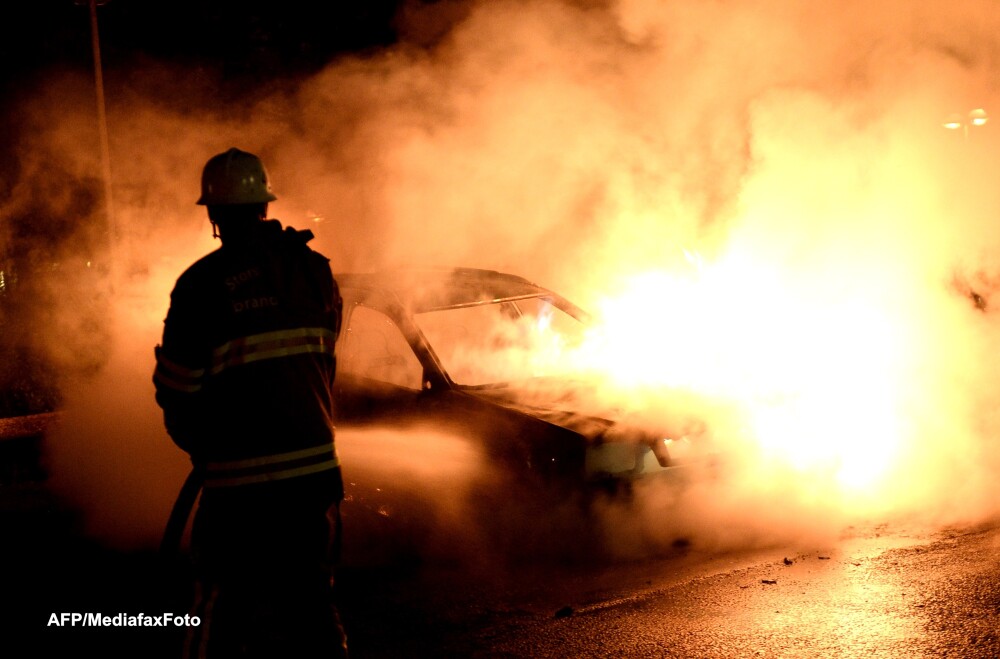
<box><xmin>336</xmin><ymin>520</ymin><xmax>1000</xmax><ymax>658</ymax></box>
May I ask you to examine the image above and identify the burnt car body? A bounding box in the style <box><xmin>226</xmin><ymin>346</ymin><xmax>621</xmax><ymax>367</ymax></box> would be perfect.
<box><xmin>332</xmin><ymin>267</ymin><xmax>705</xmax><ymax>499</ymax></box>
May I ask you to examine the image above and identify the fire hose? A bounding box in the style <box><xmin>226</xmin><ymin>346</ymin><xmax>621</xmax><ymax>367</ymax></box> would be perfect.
<box><xmin>159</xmin><ymin>467</ymin><xmax>203</xmax><ymax>559</ymax></box>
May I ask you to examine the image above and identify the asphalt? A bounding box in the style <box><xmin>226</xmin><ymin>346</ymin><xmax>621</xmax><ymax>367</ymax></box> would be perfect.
<box><xmin>440</xmin><ymin>524</ymin><xmax>1000</xmax><ymax>658</ymax></box>
<box><xmin>324</xmin><ymin>520</ymin><xmax>1000</xmax><ymax>658</ymax></box>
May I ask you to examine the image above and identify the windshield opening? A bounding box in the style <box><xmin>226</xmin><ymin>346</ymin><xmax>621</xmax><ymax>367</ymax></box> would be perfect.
<box><xmin>414</xmin><ymin>296</ymin><xmax>585</xmax><ymax>387</ymax></box>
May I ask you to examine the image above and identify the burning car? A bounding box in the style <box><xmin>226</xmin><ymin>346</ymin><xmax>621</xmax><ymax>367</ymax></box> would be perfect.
<box><xmin>332</xmin><ymin>267</ymin><xmax>710</xmax><ymax>497</ymax></box>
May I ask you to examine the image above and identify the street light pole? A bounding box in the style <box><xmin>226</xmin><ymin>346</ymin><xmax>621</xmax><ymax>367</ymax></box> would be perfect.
<box><xmin>76</xmin><ymin>0</ymin><xmax>117</xmax><ymax>280</ymax></box>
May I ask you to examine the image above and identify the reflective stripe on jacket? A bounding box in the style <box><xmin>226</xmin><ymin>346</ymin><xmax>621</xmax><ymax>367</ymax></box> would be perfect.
<box><xmin>154</xmin><ymin>349</ymin><xmax>207</xmax><ymax>394</ymax></box>
<box><xmin>202</xmin><ymin>444</ymin><xmax>340</xmax><ymax>488</ymax></box>
<box><xmin>154</xmin><ymin>327</ymin><xmax>338</xmax><ymax>394</ymax></box>
<box><xmin>210</xmin><ymin>327</ymin><xmax>337</xmax><ymax>376</ymax></box>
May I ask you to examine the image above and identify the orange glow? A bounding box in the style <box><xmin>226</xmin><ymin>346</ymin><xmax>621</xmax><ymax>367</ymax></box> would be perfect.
<box><xmin>570</xmin><ymin>251</ymin><xmax>909</xmax><ymax>498</ymax></box>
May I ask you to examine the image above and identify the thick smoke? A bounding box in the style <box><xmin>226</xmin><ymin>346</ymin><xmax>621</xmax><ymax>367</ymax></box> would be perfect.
<box><xmin>7</xmin><ymin>0</ymin><xmax>1000</xmax><ymax>553</ymax></box>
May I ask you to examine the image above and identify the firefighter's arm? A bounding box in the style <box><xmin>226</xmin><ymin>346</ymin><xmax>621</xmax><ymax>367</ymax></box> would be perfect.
<box><xmin>153</xmin><ymin>284</ymin><xmax>211</xmax><ymax>455</ymax></box>
<box><xmin>153</xmin><ymin>345</ymin><xmax>207</xmax><ymax>454</ymax></box>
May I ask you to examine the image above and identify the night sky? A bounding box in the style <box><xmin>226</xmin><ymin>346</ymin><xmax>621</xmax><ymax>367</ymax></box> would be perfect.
<box><xmin>3</xmin><ymin>1</ymin><xmax>406</xmax><ymax>96</ymax></box>
<box><xmin>1</xmin><ymin>0</ymin><xmax>420</xmax><ymax>241</ymax></box>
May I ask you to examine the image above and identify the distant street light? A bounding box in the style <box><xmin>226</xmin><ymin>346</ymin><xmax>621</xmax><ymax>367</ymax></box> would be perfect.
<box><xmin>74</xmin><ymin>0</ymin><xmax>117</xmax><ymax>281</ymax></box>
<box><xmin>943</xmin><ymin>108</ymin><xmax>989</xmax><ymax>139</ymax></box>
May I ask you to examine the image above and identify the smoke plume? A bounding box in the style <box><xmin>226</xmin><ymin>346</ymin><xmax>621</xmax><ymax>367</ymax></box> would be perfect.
<box><xmin>5</xmin><ymin>0</ymin><xmax>1000</xmax><ymax>553</ymax></box>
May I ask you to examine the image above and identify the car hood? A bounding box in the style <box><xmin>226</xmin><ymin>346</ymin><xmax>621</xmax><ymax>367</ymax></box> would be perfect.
<box><xmin>459</xmin><ymin>379</ymin><xmax>630</xmax><ymax>441</ymax></box>
<box><xmin>460</xmin><ymin>379</ymin><xmax>707</xmax><ymax>476</ymax></box>
<box><xmin>458</xmin><ymin>376</ymin><xmax>714</xmax><ymax>470</ymax></box>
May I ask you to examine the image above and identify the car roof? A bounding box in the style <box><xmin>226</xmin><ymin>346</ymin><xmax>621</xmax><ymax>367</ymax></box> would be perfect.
<box><xmin>333</xmin><ymin>267</ymin><xmax>575</xmax><ymax>314</ymax></box>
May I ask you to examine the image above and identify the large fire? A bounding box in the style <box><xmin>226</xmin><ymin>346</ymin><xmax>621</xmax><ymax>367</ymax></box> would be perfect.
<box><xmin>579</xmin><ymin>255</ymin><xmax>908</xmax><ymax>498</ymax></box>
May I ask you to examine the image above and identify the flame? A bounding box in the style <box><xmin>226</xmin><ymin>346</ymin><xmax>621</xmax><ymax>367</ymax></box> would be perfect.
<box><xmin>566</xmin><ymin>243</ymin><xmax>920</xmax><ymax>503</ymax></box>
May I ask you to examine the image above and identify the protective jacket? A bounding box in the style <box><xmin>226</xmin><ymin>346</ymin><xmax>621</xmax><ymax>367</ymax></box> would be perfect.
<box><xmin>154</xmin><ymin>219</ymin><xmax>342</xmax><ymax>490</ymax></box>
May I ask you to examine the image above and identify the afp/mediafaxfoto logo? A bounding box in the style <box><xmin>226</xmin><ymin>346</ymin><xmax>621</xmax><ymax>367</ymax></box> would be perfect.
<box><xmin>48</xmin><ymin>612</ymin><xmax>201</xmax><ymax>627</ymax></box>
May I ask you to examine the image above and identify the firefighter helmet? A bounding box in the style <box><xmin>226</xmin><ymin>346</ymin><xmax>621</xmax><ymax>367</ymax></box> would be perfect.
<box><xmin>196</xmin><ymin>148</ymin><xmax>278</xmax><ymax>205</ymax></box>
